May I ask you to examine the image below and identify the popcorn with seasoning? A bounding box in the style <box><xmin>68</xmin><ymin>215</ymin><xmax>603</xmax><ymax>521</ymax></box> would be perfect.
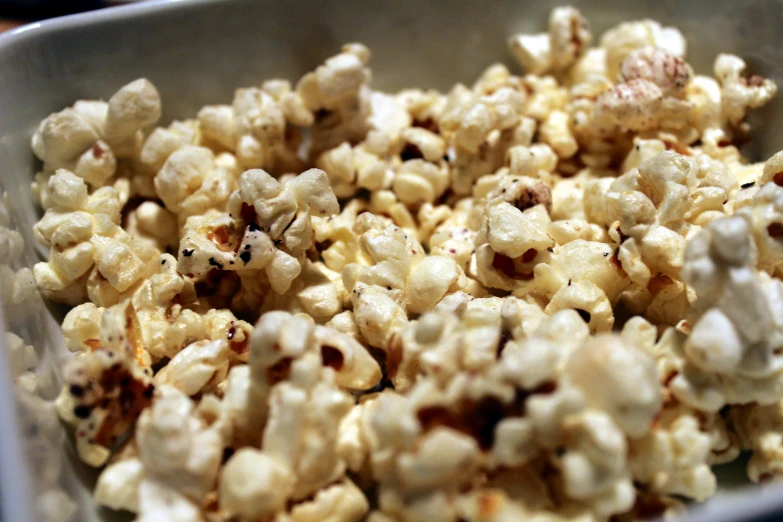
<box><xmin>33</xmin><ymin>169</ymin><xmax>158</xmax><ymax>306</ymax></box>
<box><xmin>27</xmin><ymin>6</ymin><xmax>783</xmax><ymax>521</ymax></box>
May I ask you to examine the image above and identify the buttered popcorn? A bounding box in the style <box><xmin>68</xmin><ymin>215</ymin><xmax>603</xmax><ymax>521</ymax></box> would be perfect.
<box><xmin>30</xmin><ymin>6</ymin><xmax>783</xmax><ymax>522</ymax></box>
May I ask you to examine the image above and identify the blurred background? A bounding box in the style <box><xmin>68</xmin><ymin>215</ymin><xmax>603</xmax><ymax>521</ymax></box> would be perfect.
<box><xmin>0</xmin><ymin>0</ymin><xmax>143</xmax><ymax>32</ymax></box>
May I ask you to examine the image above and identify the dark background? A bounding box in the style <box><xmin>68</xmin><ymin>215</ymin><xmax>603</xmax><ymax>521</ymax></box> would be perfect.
<box><xmin>0</xmin><ymin>0</ymin><xmax>131</xmax><ymax>29</ymax></box>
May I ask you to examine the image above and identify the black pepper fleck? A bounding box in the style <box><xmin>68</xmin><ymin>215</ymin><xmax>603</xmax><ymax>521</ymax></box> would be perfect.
<box><xmin>208</xmin><ymin>257</ymin><xmax>223</xmax><ymax>269</ymax></box>
<box><xmin>240</xmin><ymin>251</ymin><xmax>252</xmax><ymax>263</ymax></box>
<box><xmin>182</xmin><ymin>249</ymin><xmax>194</xmax><ymax>257</ymax></box>
<box><xmin>741</xmin><ymin>181</ymin><xmax>756</xmax><ymax>189</ymax></box>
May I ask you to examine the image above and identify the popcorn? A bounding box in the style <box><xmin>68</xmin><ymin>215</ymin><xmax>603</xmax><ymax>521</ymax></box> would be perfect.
<box><xmin>664</xmin><ymin>215</ymin><xmax>783</xmax><ymax>410</ymax></box>
<box><xmin>316</xmin><ymin>141</ymin><xmax>393</xmax><ymax>198</ymax></box>
<box><xmin>729</xmin><ymin>401</ymin><xmax>783</xmax><ymax>482</ymax></box>
<box><xmin>136</xmin><ymin>386</ymin><xmax>229</xmax><ymax>501</ymax></box>
<box><xmin>33</xmin><ymin>170</ymin><xmax>158</xmax><ymax>305</ymax></box>
<box><xmin>618</xmin><ymin>46</ymin><xmax>693</xmax><ymax>96</ymax></box>
<box><xmin>54</xmin><ymin>348</ymin><xmax>154</xmax><ymax>466</ymax></box>
<box><xmin>508</xmin><ymin>7</ymin><xmax>591</xmax><ymax>75</ymax></box>
<box><xmin>154</xmin><ymin>145</ymin><xmax>241</xmax><ymax>221</ymax></box>
<box><xmin>219</xmin><ymin>447</ymin><xmax>293</xmax><ymax>519</ymax></box>
<box><xmin>175</xmin><ymin>167</ymin><xmax>339</xmax><ymax>300</ymax></box>
<box><xmin>599</xmin><ymin>19</ymin><xmax>686</xmax><ymax>79</ymax></box>
<box><xmin>33</xmin><ymin>11</ymin><xmax>783</xmax><ymax>520</ymax></box>
<box><xmin>31</xmin><ymin>79</ymin><xmax>161</xmax><ymax>205</ymax></box>
<box><xmin>715</xmin><ymin>54</ymin><xmax>778</xmax><ymax>127</ymax></box>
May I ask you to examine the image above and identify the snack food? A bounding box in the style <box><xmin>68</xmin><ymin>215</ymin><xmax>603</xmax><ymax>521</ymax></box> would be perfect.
<box><xmin>25</xmin><ymin>6</ymin><xmax>783</xmax><ymax>521</ymax></box>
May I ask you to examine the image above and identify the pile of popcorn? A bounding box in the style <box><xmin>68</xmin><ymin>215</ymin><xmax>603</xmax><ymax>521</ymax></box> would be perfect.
<box><xmin>29</xmin><ymin>6</ymin><xmax>783</xmax><ymax>521</ymax></box>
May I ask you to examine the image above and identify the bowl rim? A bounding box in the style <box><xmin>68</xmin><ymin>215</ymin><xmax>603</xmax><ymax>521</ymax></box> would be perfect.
<box><xmin>0</xmin><ymin>0</ymin><xmax>211</xmax><ymax>48</ymax></box>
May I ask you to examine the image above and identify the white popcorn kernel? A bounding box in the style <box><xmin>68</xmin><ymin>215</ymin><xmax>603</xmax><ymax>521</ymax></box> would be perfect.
<box><xmin>154</xmin><ymin>146</ymin><xmax>215</xmax><ymax>214</ymax></box>
<box><xmin>399</xmin><ymin>127</ymin><xmax>446</xmax><ymax>162</ymax></box>
<box><xmin>73</xmin><ymin>140</ymin><xmax>116</xmax><ymax>187</ymax></box>
<box><xmin>153</xmin><ymin>339</ymin><xmax>230</xmax><ymax>396</ymax></box>
<box><xmin>94</xmin><ymin>458</ymin><xmax>143</xmax><ymax>513</ymax></box>
<box><xmin>508</xmin><ymin>33</ymin><xmax>552</xmax><ymax>75</ymax></box>
<box><xmin>566</xmin><ymin>334</ymin><xmax>662</xmax><ymax>437</ymax></box>
<box><xmin>548</xmin><ymin>6</ymin><xmax>591</xmax><ymax>71</ymax></box>
<box><xmin>405</xmin><ymin>256</ymin><xmax>465</xmax><ymax>314</ymax></box>
<box><xmin>595</xmin><ymin>79</ymin><xmax>664</xmax><ymax>131</ymax></box>
<box><xmin>600</xmin><ymin>19</ymin><xmax>686</xmax><ymax>78</ymax></box>
<box><xmin>136</xmin><ymin>386</ymin><xmax>227</xmax><ymax>501</ymax></box>
<box><xmin>730</xmin><ymin>402</ymin><xmax>783</xmax><ymax>482</ymax></box>
<box><xmin>220</xmin><ymin>448</ymin><xmax>293</xmax><ymax>520</ymax></box>
<box><xmin>197</xmin><ymin>104</ymin><xmax>236</xmax><ymax>150</ymax></box>
<box><xmin>61</xmin><ymin>302</ymin><xmax>102</xmax><ymax>352</ymax></box>
<box><xmin>35</xmin><ymin>109</ymin><xmax>100</xmax><ymax>169</ymax></box>
<box><xmin>104</xmin><ymin>79</ymin><xmax>162</xmax><ymax>146</ymax></box>
<box><xmin>481</xmin><ymin>198</ymin><xmax>554</xmax><ymax>259</ymax></box>
<box><xmin>539</xmin><ymin>110</ymin><xmax>578</xmax><ymax>159</ymax></box>
<box><xmin>140</xmin><ymin>120</ymin><xmax>201</xmax><ymax>173</ymax></box>
<box><xmin>715</xmin><ymin>54</ymin><xmax>778</xmax><ymax>127</ymax></box>
<box><xmin>288</xmin><ymin>479</ymin><xmax>369</xmax><ymax>522</ymax></box>
<box><xmin>393</xmin><ymin>159</ymin><xmax>449</xmax><ymax>207</ymax></box>
<box><xmin>685</xmin><ymin>308</ymin><xmax>743</xmax><ymax>374</ymax></box>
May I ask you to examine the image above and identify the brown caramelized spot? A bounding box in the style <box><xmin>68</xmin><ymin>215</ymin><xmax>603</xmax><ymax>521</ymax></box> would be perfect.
<box><xmin>400</xmin><ymin>143</ymin><xmax>424</xmax><ymax>161</ymax></box>
<box><xmin>417</xmin><ymin>396</ymin><xmax>516</xmax><ymax>451</ymax></box>
<box><xmin>521</xmin><ymin>248</ymin><xmax>538</xmax><ymax>263</ymax></box>
<box><xmin>413</xmin><ymin>118</ymin><xmax>439</xmax><ymax>133</ymax></box>
<box><xmin>515</xmin><ymin>183</ymin><xmax>553</xmax><ymax>213</ymax></box>
<box><xmin>230</xmin><ymin>338</ymin><xmax>249</xmax><ymax>355</ymax></box>
<box><xmin>768</xmin><ymin>222</ymin><xmax>783</xmax><ymax>239</ymax></box>
<box><xmin>663</xmin><ymin>140</ymin><xmax>691</xmax><ymax>156</ymax></box>
<box><xmin>759</xmin><ymin>473</ymin><xmax>774</xmax><ymax>483</ymax></box>
<box><xmin>93</xmin><ymin>363</ymin><xmax>153</xmax><ymax>446</ymax></box>
<box><xmin>478</xmin><ymin>492</ymin><xmax>502</xmax><ymax>517</ymax></box>
<box><xmin>266</xmin><ymin>357</ymin><xmax>293</xmax><ymax>384</ymax></box>
<box><xmin>609</xmin><ymin>250</ymin><xmax>626</xmax><ymax>275</ymax></box>
<box><xmin>647</xmin><ymin>274</ymin><xmax>673</xmax><ymax>296</ymax></box>
<box><xmin>240</xmin><ymin>203</ymin><xmax>257</xmax><ymax>226</ymax></box>
<box><xmin>632</xmin><ymin>495</ymin><xmax>670</xmax><ymax>520</ymax></box>
<box><xmin>207</xmin><ymin>225</ymin><xmax>234</xmax><ymax>253</ymax></box>
<box><xmin>320</xmin><ymin>345</ymin><xmax>345</xmax><ymax>371</ymax></box>
<box><xmin>92</xmin><ymin>143</ymin><xmax>105</xmax><ymax>159</ymax></box>
<box><xmin>492</xmin><ymin>253</ymin><xmax>534</xmax><ymax>281</ymax></box>
<box><xmin>773</xmin><ymin>172</ymin><xmax>783</xmax><ymax>187</ymax></box>
<box><xmin>416</xmin><ymin>382</ymin><xmax>555</xmax><ymax>450</ymax></box>
<box><xmin>315</xmin><ymin>239</ymin><xmax>333</xmax><ymax>252</ymax></box>
<box><xmin>385</xmin><ymin>333</ymin><xmax>403</xmax><ymax>380</ymax></box>
<box><xmin>84</xmin><ymin>339</ymin><xmax>102</xmax><ymax>351</ymax></box>
<box><xmin>663</xmin><ymin>370</ymin><xmax>679</xmax><ymax>387</ymax></box>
